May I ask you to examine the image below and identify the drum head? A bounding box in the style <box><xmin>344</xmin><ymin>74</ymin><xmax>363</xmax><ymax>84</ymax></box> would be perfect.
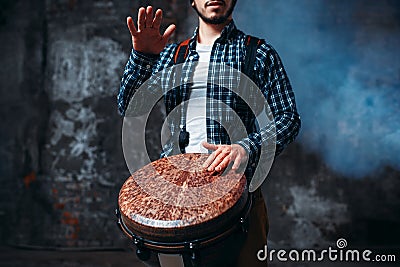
<box><xmin>118</xmin><ymin>153</ymin><xmax>248</xmax><ymax>243</ymax></box>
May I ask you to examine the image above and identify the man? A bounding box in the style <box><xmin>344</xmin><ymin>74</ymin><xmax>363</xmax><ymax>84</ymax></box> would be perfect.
<box><xmin>118</xmin><ymin>0</ymin><xmax>300</xmax><ymax>266</ymax></box>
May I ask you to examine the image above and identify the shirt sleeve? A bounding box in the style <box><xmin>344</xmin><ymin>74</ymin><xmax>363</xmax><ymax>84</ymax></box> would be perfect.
<box><xmin>117</xmin><ymin>49</ymin><xmax>159</xmax><ymax>116</ymax></box>
<box><xmin>236</xmin><ymin>43</ymin><xmax>301</xmax><ymax>162</ymax></box>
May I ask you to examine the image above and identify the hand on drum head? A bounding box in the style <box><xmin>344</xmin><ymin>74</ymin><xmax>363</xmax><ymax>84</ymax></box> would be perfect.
<box><xmin>126</xmin><ymin>6</ymin><xmax>176</xmax><ymax>55</ymax></box>
<box><xmin>202</xmin><ymin>142</ymin><xmax>248</xmax><ymax>173</ymax></box>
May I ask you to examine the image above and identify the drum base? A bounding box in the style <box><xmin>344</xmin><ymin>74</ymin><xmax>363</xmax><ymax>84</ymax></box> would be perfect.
<box><xmin>140</xmin><ymin>228</ymin><xmax>246</xmax><ymax>267</ymax></box>
<box><xmin>116</xmin><ymin>201</ymin><xmax>250</xmax><ymax>267</ymax></box>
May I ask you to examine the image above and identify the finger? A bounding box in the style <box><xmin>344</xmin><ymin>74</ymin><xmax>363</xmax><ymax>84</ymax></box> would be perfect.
<box><xmin>202</xmin><ymin>141</ymin><xmax>219</xmax><ymax>151</ymax></box>
<box><xmin>145</xmin><ymin>6</ymin><xmax>154</xmax><ymax>28</ymax></box>
<box><xmin>232</xmin><ymin>153</ymin><xmax>242</xmax><ymax>170</ymax></box>
<box><xmin>204</xmin><ymin>147</ymin><xmax>224</xmax><ymax>170</ymax></box>
<box><xmin>209</xmin><ymin>148</ymin><xmax>230</xmax><ymax>171</ymax></box>
<box><xmin>203</xmin><ymin>152</ymin><xmax>216</xmax><ymax>169</ymax></box>
<box><xmin>152</xmin><ymin>9</ymin><xmax>162</xmax><ymax>29</ymax></box>
<box><xmin>162</xmin><ymin>24</ymin><xmax>176</xmax><ymax>41</ymax></box>
<box><xmin>137</xmin><ymin>7</ymin><xmax>146</xmax><ymax>31</ymax></box>
<box><xmin>215</xmin><ymin>155</ymin><xmax>232</xmax><ymax>172</ymax></box>
<box><xmin>126</xmin><ymin>17</ymin><xmax>138</xmax><ymax>36</ymax></box>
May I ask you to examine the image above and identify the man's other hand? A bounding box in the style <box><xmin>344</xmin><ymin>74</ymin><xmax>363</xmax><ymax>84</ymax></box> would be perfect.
<box><xmin>202</xmin><ymin>142</ymin><xmax>248</xmax><ymax>172</ymax></box>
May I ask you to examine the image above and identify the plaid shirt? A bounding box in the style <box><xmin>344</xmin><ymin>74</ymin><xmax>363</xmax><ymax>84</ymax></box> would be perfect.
<box><xmin>118</xmin><ymin>21</ymin><xmax>301</xmax><ymax>179</ymax></box>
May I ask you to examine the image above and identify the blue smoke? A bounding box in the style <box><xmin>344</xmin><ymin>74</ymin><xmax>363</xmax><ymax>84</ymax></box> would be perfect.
<box><xmin>235</xmin><ymin>0</ymin><xmax>400</xmax><ymax>177</ymax></box>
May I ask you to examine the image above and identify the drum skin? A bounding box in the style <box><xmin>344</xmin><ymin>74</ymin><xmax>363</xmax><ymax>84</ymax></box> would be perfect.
<box><xmin>118</xmin><ymin>153</ymin><xmax>248</xmax><ymax>245</ymax></box>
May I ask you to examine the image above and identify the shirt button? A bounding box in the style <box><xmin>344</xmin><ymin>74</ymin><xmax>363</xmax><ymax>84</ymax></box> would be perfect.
<box><xmin>146</xmin><ymin>64</ymin><xmax>151</xmax><ymax>69</ymax></box>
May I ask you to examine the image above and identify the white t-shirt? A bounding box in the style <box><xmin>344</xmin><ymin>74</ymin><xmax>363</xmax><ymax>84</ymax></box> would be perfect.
<box><xmin>185</xmin><ymin>43</ymin><xmax>212</xmax><ymax>153</ymax></box>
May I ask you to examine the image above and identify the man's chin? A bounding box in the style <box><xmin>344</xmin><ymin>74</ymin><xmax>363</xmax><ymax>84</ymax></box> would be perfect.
<box><xmin>201</xmin><ymin>14</ymin><xmax>230</xmax><ymax>25</ymax></box>
<box><xmin>193</xmin><ymin>6</ymin><xmax>232</xmax><ymax>25</ymax></box>
<box><xmin>193</xmin><ymin>0</ymin><xmax>236</xmax><ymax>25</ymax></box>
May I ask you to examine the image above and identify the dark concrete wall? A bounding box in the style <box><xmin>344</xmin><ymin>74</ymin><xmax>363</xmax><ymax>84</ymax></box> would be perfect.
<box><xmin>0</xmin><ymin>0</ymin><xmax>191</xmax><ymax>247</ymax></box>
<box><xmin>235</xmin><ymin>0</ymin><xmax>400</xmax><ymax>250</ymax></box>
<box><xmin>0</xmin><ymin>0</ymin><xmax>399</xmax><ymax>257</ymax></box>
<box><xmin>0</xmin><ymin>0</ymin><xmax>49</xmax><ymax>245</ymax></box>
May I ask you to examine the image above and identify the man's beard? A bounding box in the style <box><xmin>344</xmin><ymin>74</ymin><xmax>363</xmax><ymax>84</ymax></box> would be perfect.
<box><xmin>193</xmin><ymin>0</ymin><xmax>237</xmax><ymax>25</ymax></box>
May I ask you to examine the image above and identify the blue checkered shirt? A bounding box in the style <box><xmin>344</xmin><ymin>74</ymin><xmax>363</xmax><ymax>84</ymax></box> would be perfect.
<box><xmin>118</xmin><ymin>21</ymin><xmax>301</xmax><ymax>179</ymax></box>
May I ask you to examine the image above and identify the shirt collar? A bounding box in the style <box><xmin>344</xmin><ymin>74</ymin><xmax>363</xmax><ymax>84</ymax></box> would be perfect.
<box><xmin>188</xmin><ymin>20</ymin><xmax>237</xmax><ymax>49</ymax></box>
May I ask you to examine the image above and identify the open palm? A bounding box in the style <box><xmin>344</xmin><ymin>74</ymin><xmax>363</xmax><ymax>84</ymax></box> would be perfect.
<box><xmin>127</xmin><ymin>6</ymin><xmax>176</xmax><ymax>55</ymax></box>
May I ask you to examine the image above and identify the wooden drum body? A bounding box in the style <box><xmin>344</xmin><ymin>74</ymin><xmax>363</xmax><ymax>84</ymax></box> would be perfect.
<box><xmin>116</xmin><ymin>153</ymin><xmax>251</xmax><ymax>267</ymax></box>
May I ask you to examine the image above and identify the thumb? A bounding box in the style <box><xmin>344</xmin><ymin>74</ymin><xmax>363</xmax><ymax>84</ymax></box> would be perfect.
<box><xmin>162</xmin><ymin>24</ymin><xmax>176</xmax><ymax>42</ymax></box>
<box><xmin>202</xmin><ymin>141</ymin><xmax>218</xmax><ymax>151</ymax></box>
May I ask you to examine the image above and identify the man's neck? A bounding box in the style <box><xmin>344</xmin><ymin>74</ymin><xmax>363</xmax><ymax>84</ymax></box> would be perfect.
<box><xmin>197</xmin><ymin>18</ymin><xmax>232</xmax><ymax>45</ymax></box>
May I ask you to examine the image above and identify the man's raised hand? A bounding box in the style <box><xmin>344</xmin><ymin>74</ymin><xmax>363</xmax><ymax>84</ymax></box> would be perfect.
<box><xmin>127</xmin><ymin>6</ymin><xmax>176</xmax><ymax>55</ymax></box>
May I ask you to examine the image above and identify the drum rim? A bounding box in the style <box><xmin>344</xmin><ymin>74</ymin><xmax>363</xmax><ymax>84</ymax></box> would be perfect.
<box><xmin>116</xmin><ymin>194</ymin><xmax>252</xmax><ymax>253</ymax></box>
<box><xmin>119</xmin><ymin>186</ymin><xmax>248</xmax><ymax>242</ymax></box>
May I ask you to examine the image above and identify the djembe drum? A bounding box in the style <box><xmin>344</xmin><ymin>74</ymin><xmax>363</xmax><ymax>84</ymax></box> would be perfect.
<box><xmin>116</xmin><ymin>153</ymin><xmax>252</xmax><ymax>267</ymax></box>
